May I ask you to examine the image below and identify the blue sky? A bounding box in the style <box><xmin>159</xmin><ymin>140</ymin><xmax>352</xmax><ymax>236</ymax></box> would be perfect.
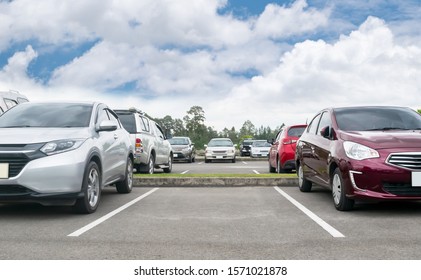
<box><xmin>0</xmin><ymin>0</ymin><xmax>420</xmax><ymax>130</ymax></box>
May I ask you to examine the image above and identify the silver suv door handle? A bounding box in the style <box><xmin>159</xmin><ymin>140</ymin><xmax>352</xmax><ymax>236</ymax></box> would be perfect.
<box><xmin>114</xmin><ymin>134</ymin><xmax>118</xmax><ymax>139</ymax></box>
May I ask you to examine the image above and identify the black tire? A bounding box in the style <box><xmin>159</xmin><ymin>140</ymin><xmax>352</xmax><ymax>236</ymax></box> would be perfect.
<box><xmin>269</xmin><ymin>160</ymin><xmax>276</xmax><ymax>173</ymax></box>
<box><xmin>298</xmin><ymin>163</ymin><xmax>312</xmax><ymax>192</ymax></box>
<box><xmin>232</xmin><ymin>157</ymin><xmax>236</xmax><ymax>163</ymax></box>
<box><xmin>163</xmin><ymin>155</ymin><xmax>172</xmax><ymax>173</ymax></box>
<box><xmin>140</xmin><ymin>154</ymin><xmax>155</xmax><ymax>174</ymax></box>
<box><xmin>332</xmin><ymin>168</ymin><xmax>354</xmax><ymax>211</ymax></box>
<box><xmin>74</xmin><ymin>161</ymin><xmax>101</xmax><ymax>214</ymax></box>
<box><xmin>116</xmin><ymin>157</ymin><xmax>133</xmax><ymax>193</ymax></box>
<box><xmin>205</xmin><ymin>158</ymin><xmax>211</xmax><ymax>163</ymax></box>
<box><xmin>276</xmin><ymin>158</ymin><xmax>283</xmax><ymax>174</ymax></box>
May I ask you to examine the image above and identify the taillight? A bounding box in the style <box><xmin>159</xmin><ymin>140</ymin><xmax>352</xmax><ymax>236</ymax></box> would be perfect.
<box><xmin>283</xmin><ymin>139</ymin><xmax>297</xmax><ymax>145</ymax></box>
<box><xmin>135</xmin><ymin>138</ymin><xmax>142</xmax><ymax>148</ymax></box>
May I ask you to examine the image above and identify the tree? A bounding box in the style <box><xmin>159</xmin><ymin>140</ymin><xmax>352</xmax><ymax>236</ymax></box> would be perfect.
<box><xmin>239</xmin><ymin>120</ymin><xmax>255</xmax><ymax>138</ymax></box>
<box><xmin>418</xmin><ymin>109</ymin><xmax>421</xmax><ymax>114</ymax></box>
<box><xmin>183</xmin><ymin>106</ymin><xmax>208</xmax><ymax>148</ymax></box>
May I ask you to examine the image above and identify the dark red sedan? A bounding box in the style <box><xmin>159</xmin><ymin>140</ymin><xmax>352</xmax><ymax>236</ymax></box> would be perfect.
<box><xmin>268</xmin><ymin>124</ymin><xmax>307</xmax><ymax>173</ymax></box>
<box><xmin>295</xmin><ymin>106</ymin><xmax>421</xmax><ymax>211</ymax></box>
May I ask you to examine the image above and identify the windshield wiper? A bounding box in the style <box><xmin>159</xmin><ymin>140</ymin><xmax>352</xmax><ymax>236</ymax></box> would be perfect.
<box><xmin>367</xmin><ymin>127</ymin><xmax>408</xmax><ymax>131</ymax></box>
<box><xmin>2</xmin><ymin>125</ymin><xmax>32</xmax><ymax>128</ymax></box>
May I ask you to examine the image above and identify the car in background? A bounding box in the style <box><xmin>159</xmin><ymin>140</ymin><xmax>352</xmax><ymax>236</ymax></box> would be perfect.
<box><xmin>0</xmin><ymin>90</ymin><xmax>29</xmax><ymax>115</ymax></box>
<box><xmin>0</xmin><ymin>102</ymin><xmax>134</xmax><ymax>214</ymax></box>
<box><xmin>295</xmin><ymin>106</ymin><xmax>421</xmax><ymax>211</ymax></box>
<box><xmin>239</xmin><ymin>139</ymin><xmax>254</xmax><ymax>156</ymax></box>
<box><xmin>250</xmin><ymin>140</ymin><xmax>271</xmax><ymax>158</ymax></box>
<box><xmin>168</xmin><ymin>136</ymin><xmax>196</xmax><ymax>163</ymax></box>
<box><xmin>205</xmin><ymin>138</ymin><xmax>236</xmax><ymax>163</ymax></box>
<box><xmin>269</xmin><ymin>125</ymin><xmax>307</xmax><ymax>173</ymax></box>
<box><xmin>115</xmin><ymin>108</ymin><xmax>173</xmax><ymax>174</ymax></box>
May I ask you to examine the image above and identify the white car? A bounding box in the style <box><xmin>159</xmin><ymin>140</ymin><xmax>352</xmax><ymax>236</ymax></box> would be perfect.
<box><xmin>250</xmin><ymin>140</ymin><xmax>271</xmax><ymax>158</ymax></box>
<box><xmin>204</xmin><ymin>138</ymin><xmax>236</xmax><ymax>163</ymax></box>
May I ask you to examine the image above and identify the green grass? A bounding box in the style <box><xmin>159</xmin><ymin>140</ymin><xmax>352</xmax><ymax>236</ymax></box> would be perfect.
<box><xmin>134</xmin><ymin>173</ymin><xmax>298</xmax><ymax>178</ymax></box>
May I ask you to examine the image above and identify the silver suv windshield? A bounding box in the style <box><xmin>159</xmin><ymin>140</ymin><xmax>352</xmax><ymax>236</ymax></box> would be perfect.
<box><xmin>0</xmin><ymin>103</ymin><xmax>93</xmax><ymax>128</ymax></box>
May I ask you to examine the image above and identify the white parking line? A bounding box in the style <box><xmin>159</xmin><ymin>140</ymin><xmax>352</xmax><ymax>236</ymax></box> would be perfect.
<box><xmin>253</xmin><ymin>170</ymin><xmax>260</xmax><ymax>174</ymax></box>
<box><xmin>197</xmin><ymin>162</ymin><xmax>204</xmax><ymax>165</ymax></box>
<box><xmin>242</xmin><ymin>161</ymin><xmax>248</xmax><ymax>164</ymax></box>
<box><xmin>181</xmin><ymin>170</ymin><xmax>189</xmax><ymax>174</ymax></box>
<box><xmin>68</xmin><ymin>188</ymin><xmax>159</xmax><ymax>237</ymax></box>
<box><xmin>273</xmin><ymin>187</ymin><xmax>345</xmax><ymax>238</ymax></box>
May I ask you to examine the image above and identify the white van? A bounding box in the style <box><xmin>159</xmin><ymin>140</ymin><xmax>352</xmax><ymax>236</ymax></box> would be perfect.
<box><xmin>0</xmin><ymin>90</ymin><xmax>29</xmax><ymax>115</ymax></box>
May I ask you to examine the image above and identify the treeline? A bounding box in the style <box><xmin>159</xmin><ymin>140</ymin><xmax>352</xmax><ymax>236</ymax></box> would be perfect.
<box><xmin>151</xmin><ymin>106</ymin><xmax>283</xmax><ymax>148</ymax></box>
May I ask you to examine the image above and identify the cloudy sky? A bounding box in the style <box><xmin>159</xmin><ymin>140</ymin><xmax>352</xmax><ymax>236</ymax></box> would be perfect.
<box><xmin>1</xmin><ymin>0</ymin><xmax>420</xmax><ymax>131</ymax></box>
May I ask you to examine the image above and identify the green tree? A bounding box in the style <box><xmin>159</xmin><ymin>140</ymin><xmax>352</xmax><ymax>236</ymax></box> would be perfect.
<box><xmin>183</xmin><ymin>106</ymin><xmax>208</xmax><ymax>148</ymax></box>
<box><xmin>418</xmin><ymin>109</ymin><xmax>421</xmax><ymax>114</ymax></box>
<box><xmin>239</xmin><ymin>120</ymin><xmax>255</xmax><ymax>138</ymax></box>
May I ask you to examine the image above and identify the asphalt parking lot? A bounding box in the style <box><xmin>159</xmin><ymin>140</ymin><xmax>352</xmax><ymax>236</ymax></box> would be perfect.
<box><xmin>168</xmin><ymin>158</ymin><xmax>271</xmax><ymax>174</ymax></box>
<box><xmin>2</xmin><ymin>159</ymin><xmax>421</xmax><ymax>260</ymax></box>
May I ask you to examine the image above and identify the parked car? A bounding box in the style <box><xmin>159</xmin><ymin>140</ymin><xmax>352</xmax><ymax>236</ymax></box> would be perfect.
<box><xmin>269</xmin><ymin>125</ymin><xmax>307</xmax><ymax>173</ymax></box>
<box><xmin>0</xmin><ymin>90</ymin><xmax>29</xmax><ymax>115</ymax></box>
<box><xmin>250</xmin><ymin>140</ymin><xmax>271</xmax><ymax>158</ymax></box>
<box><xmin>0</xmin><ymin>102</ymin><xmax>134</xmax><ymax>213</ymax></box>
<box><xmin>115</xmin><ymin>108</ymin><xmax>173</xmax><ymax>174</ymax></box>
<box><xmin>239</xmin><ymin>139</ymin><xmax>254</xmax><ymax>156</ymax></box>
<box><xmin>168</xmin><ymin>136</ymin><xmax>196</xmax><ymax>163</ymax></box>
<box><xmin>295</xmin><ymin>106</ymin><xmax>421</xmax><ymax>211</ymax></box>
<box><xmin>204</xmin><ymin>138</ymin><xmax>236</xmax><ymax>163</ymax></box>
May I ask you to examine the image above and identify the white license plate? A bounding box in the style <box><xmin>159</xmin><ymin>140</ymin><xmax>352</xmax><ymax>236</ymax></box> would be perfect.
<box><xmin>174</xmin><ymin>154</ymin><xmax>178</xmax><ymax>158</ymax></box>
<box><xmin>412</xmin><ymin>172</ymin><xmax>421</xmax><ymax>187</ymax></box>
<box><xmin>216</xmin><ymin>156</ymin><xmax>224</xmax><ymax>159</ymax></box>
<box><xmin>0</xmin><ymin>163</ymin><xmax>9</xmax><ymax>179</ymax></box>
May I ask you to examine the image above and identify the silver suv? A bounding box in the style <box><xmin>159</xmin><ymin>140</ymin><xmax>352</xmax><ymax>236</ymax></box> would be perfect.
<box><xmin>0</xmin><ymin>102</ymin><xmax>134</xmax><ymax>214</ymax></box>
<box><xmin>115</xmin><ymin>108</ymin><xmax>173</xmax><ymax>174</ymax></box>
<box><xmin>0</xmin><ymin>90</ymin><xmax>29</xmax><ymax>115</ymax></box>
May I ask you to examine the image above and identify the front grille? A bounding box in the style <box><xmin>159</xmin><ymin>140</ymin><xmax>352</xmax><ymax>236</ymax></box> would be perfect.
<box><xmin>0</xmin><ymin>156</ymin><xmax>30</xmax><ymax>177</ymax></box>
<box><xmin>383</xmin><ymin>183</ymin><xmax>421</xmax><ymax>196</ymax></box>
<box><xmin>0</xmin><ymin>185</ymin><xmax>31</xmax><ymax>194</ymax></box>
<box><xmin>387</xmin><ymin>153</ymin><xmax>421</xmax><ymax>170</ymax></box>
<box><xmin>213</xmin><ymin>151</ymin><xmax>227</xmax><ymax>154</ymax></box>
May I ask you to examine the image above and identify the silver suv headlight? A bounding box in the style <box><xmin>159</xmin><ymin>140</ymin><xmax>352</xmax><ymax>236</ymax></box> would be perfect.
<box><xmin>40</xmin><ymin>139</ymin><xmax>86</xmax><ymax>155</ymax></box>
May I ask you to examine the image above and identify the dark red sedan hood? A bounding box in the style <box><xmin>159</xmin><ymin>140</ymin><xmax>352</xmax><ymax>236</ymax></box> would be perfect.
<box><xmin>338</xmin><ymin>130</ymin><xmax>421</xmax><ymax>149</ymax></box>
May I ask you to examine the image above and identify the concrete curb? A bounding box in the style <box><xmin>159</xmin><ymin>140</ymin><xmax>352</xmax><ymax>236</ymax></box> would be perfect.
<box><xmin>133</xmin><ymin>177</ymin><xmax>298</xmax><ymax>187</ymax></box>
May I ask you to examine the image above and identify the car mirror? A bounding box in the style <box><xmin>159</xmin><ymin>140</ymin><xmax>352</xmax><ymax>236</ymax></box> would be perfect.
<box><xmin>268</xmin><ymin>138</ymin><xmax>274</xmax><ymax>144</ymax></box>
<box><xmin>320</xmin><ymin>126</ymin><xmax>331</xmax><ymax>139</ymax></box>
<box><xmin>204</xmin><ymin>144</ymin><xmax>208</xmax><ymax>148</ymax></box>
<box><xmin>98</xmin><ymin>120</ymin><xmax>117</xmax><ymax>132</ymax></box>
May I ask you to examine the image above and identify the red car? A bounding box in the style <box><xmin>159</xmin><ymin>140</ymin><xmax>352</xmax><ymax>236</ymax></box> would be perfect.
<box><xmin>269</xmin><ymin>124</ymin><xmax>307</xmax><ymax>173</ymax></box>
<box><xmin>295</xmin><ymin>106</ymin><xmax>421</xmax><ymax>211</ymax></box>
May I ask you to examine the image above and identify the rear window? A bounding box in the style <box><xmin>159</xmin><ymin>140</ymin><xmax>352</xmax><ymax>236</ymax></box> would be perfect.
<box><xmin>118</xmin><ymin>113</ymin><xmax>137</xmax><ymax>134</ymax></box>
<box><xmin>288</xmin><ymin>126</ymin><xmax>306</xmax><ymax>137</ymax></box>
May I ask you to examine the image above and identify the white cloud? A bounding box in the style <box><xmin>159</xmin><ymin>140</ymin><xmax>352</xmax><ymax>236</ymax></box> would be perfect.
<box><xmin>253</xmin><ymin>0</ymin><xmax>330</xmax><ymax>39</ymax></box>
<box><xmin>206</xmin><ymin>17</ymin><xmax>421</xmax><ymax>130</ymax></box>
<box><xmin>1</xmin><ymin>1</ymin><xmax>420</xmax><ymax>132</ymax></box>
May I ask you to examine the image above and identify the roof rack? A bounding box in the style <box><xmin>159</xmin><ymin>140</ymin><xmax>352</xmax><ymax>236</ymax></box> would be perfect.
<box><xmin>128</xmin><ymin>107</ymin><xmax>144</xmax><ymax>115</ymax></box>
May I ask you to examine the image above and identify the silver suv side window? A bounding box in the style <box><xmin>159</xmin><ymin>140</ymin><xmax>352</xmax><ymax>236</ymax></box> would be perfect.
<box><xmin>4</xmin><ymin>98</ymin><xmax>18</xmax><ymax>109</ymax></box>
<box><xmin>154</xmin><ymin>123</ymin><xmax>165</xmax><ymax>139</ymax></box>
<box><xmin>140</xmin><ymin>116</ymin><xmax>150</xmax><ymax>132</ymax></box>
<box><xmin>97</xmin><ymin>108</ymin><xmax>109</xmax><ymax>125</ymax></box>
